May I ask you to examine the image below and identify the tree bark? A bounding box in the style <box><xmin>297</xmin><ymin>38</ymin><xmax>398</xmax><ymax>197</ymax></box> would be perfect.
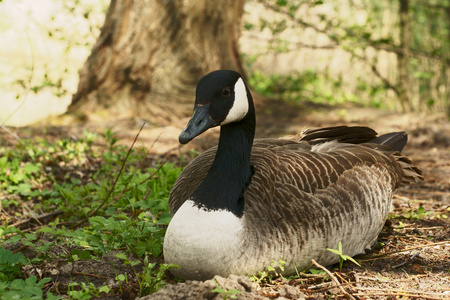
<box><xmin>446</xmin><ymin>0</ymin><xmax>450</xmax><ymax>116</ymax></box>
<box><xmin>69</xmin><ymin>0</ymin><xmax>245</xmax><ymax>124</ymax></box>
<box><xmin>397</xmin><ymin>0</ymin><xmax>412</xmax><ymax>112</ymax></box>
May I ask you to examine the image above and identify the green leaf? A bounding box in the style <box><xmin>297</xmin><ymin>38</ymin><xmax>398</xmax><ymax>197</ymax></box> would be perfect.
<box><xmin>10</xmin><ymin>278</ymin><xmax>26</xmax><ymax>289</ymax></box>
<box><xmin>98</xmin><ymin>285</ymin><xmax>111</xmax><ymax>293</ymax></box>
<box><xmin>23</xmin><ymin>164</ymin><xmax>40</xmax><ymax>175</ymax></box>
<box><xmin>309</xmin><ymin>268</ymin><xmax>326</xmax><ymax>275</ymax></box>
<box><xmin>343</xmin><ymin>255</ymin><xmax>361</xmax><ymax>267</ymax></box>
<box><xmin>46</xmin><ymin>291</ymin><xmax>61</xmax><ymax>300</ymax></box>
<box><xmin>326</xmin><ymin>248</ymin><xmax>341</xmax><ymax>255</ymax></box>
<box><xmin>116</xmin><ymin>274</ymin><xmax>126</xmax><ymax>282</ymax></box>
<box><xmin>417</xmin><ymin>206</ymin><xmax>425</xmax><ymax>215</ymax></box>
<box><xmin>114</xmin><ymin>252</ymin><xmax>129</xmax><ymax>261</ymax></box>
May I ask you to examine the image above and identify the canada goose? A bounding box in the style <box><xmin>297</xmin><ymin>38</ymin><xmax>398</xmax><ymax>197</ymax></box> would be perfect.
<box><xmin>163</xmin><ymin>70</ymin><xmax>422</xmax><ymax>280</ymax></box>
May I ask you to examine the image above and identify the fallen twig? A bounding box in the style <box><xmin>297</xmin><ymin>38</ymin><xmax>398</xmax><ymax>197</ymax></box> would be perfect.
<box><xmin>335</xmin><ymin>272</ymin><xmax>356</xmax><ymax>294</ymax></box>
<box><xmin>305</xmin><ymin>281</ymin><xmax>355</xmax><ymax>293</ymax></box>
<box><xmin>353</xmin><ymin>292</ymin><xmax>442</xmax><ymax>299</ymax></box>
<box><xmin>307</xmin><ymin>281</ymin><xmax>333</xmax><ymax>290</ymax></box>
<box><xmin>392</xmin><ymin>251</ymin><xmax>421</xmax><ymax>269</ymax></box>
<box><xmin>311</xmin><ymin>259</ymin><xmax>355</xmax><ymax>300</ymax></box>
<box><xmin>0</xmin><ymin>126</ymin><xmax>20</xmax><ymax>140</ymax></box>
<box><xmin>73</xmin><ymin>272</ymin><xmax>109</xmax><ymax>280</ymax></box>
<box><xmin>354</xmin><ymin>286</ymin><xmax>447</xmax><ymax>299</ymax></box>
<box><xmin>9</xmin><ymin>211</ymin><xmax>62</xmax><ymax>228</ymax></box>
<box><xmin>296</xmin><ymin>273</ymin><xmax>328</xmax><ymax>279</ymax></box>
<box><xmin>359</xmin><ymin>241</ymin><xmax>450</xmax><ymax>262</ymax></box>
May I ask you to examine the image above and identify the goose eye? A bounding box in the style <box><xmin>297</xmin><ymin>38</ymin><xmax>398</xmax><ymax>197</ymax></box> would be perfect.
<box><xmin>222</xmin><ymin>87</ymin><xmax>231</xmax><ymax>97</ymax></box>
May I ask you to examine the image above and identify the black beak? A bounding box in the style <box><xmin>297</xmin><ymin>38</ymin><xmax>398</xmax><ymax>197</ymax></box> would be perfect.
<box><xmin>179</xmin><ymin>104</ymin><xmax>216</xmax><ymax>144</ymax></box>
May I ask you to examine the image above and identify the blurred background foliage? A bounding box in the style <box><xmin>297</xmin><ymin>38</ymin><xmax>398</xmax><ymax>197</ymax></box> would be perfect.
<box><xmin>241</xmin><ymin>0</ymin><xmax>449</xmax><ymax>115</ymax></box>
<box><xmin>0</xmin><ymin>0</ymin><xmax>448</xmax><ymax>127</ymax></box>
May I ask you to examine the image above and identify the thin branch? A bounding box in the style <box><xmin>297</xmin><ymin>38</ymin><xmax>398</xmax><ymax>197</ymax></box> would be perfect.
<box><xmin>370</xmin><ymin>43</ymin><xmax>450</xmax><ymax>65</ymax></box>
<box><xmin>108</xmin><ymin>130</ymin><xmax>163</xmax><ymax>206</ymax></box>
<box><xmin>70</xmin><ymin>122</ymin><xmax>146</xmax><ymax>229</ymax></box>
<box><xmin>104</xmin><ymin>161</ymin><xmax>167</xmax><ymax>209</ymax></box>
<box><xmin>311</xmin><ymin>259</ymin><xmax>356</xmax><ymax>300</ymax></box>
<box><xmin>370</xmin><ymin>60</ymin><xmax>400</xmax><ymax>96</ymax></box>
<box><xmin>258</xmin><ymin>0</ymin><xmax>332</xmax><ymax>39</ymax></box>
<box><xmin>246</xmin><ymin>33</ymin><xmax>338</xmax><ymax>50</ymax></box>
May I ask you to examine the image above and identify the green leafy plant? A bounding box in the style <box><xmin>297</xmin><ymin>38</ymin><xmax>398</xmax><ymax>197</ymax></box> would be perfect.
<box><xmin>0</xmin><ymin>127</ymin><xmax>187</xmax><ymax>298</ymax></box>
<box><xmin>0</xmin><ymin>276</ymin><xmax>59</xmax><ymax>300</ymax></box>
<box><xmin>390</xmin><ymin>205</ymin><xmax>434</xmax><ymax>221</ymax></box>
<box><xmin>0</xmin><ymin>248</ymin><xmax>29</xmax><ymax>281</ymax></box>
<box><xmin>0</xmin><ymin>155</ymin><xmax>42</xmax><ymax>198</ymax></box>
<box><xmin>211</xmin><ymin>279</ymin><xmax>242</xmax><ymax>300</ymax></box>
<box><xmin>115</xmin><ymin>253</ymin><xmax>178</xmax><ymax>296</ymax></box>
<box><xmin>250</xmin><ymin>258</ymin><xmax>286</xmax><ymax>284</ymax></box>
<box><xmin>67</xmin><ymin>281</ymin><xmax>110</xmax><ymax>299</ymax></box>
<box><xmin>403</xmin><ymin>206</ymin><xmax>433</xmax><ymax>220</ymax></box>
<box><xmin>308</xmin><ymin>268</ymin><xmax>327</xmax><ymax>275</ymax></box>
<box><xmin>326</xmin><ymin>241</ymin><xmax>361</xmax><ymax>270</ymax></box>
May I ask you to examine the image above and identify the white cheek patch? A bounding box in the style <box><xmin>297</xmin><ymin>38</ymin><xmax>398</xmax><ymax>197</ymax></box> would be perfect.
<box><xmin>222</xmin><ymin>77</ymin><xmax>249</xmax><ymax>125</ymax></box>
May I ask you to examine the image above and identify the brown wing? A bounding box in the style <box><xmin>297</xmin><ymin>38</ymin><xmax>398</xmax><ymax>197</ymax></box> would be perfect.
<box><xmin>168</xmin><ymin>138</ymin><xmax>303</xmax><ymax>216</ymax></box>
<box><xmin>169</xmin><ymin>131</ymin><xmax>421</xmax><ymax>217</ymax></box>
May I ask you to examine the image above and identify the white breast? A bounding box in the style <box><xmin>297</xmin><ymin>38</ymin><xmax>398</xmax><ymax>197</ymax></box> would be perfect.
<box><xmin>163</xmin><ymin>200</ymin><xmax>246</xmax><ymax>280</ymax></box>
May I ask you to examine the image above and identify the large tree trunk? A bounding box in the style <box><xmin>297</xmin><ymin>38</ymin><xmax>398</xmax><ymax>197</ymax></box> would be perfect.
<box><xmin>69</xmin><ymin>0</ymin><xmax>245</xmax><ymax>124</ymax></box>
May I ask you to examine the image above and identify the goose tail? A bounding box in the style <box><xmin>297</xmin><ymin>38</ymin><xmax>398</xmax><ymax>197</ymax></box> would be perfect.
<box><xmin>395</xmin><ymin>155</ymin><xmax>424</xmax><ymax>184</ymax></box>
<box><xmin>369</xmin><ymin>131</ymin><xmax>407</xmax><ymax>152</ymax></box>
<box><xmin>300</xmin><ymin>126</ymin><xmax>377</xmax><ymax>144</ymax></box>
<box><xmin>369</xmin><ymin>132</ymin><xmax>423</xmax><ymax>184</ymax></box>
<box><xmin>301</xmin><ymin>126</ymin><xmax>423</xmax><ymax>184</ymax></box>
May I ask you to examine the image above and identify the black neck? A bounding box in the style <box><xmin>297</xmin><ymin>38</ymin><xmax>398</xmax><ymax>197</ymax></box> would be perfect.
<box><xmin>190</xmin><ymin>111</ymin><xmax>256</xmax><ymax>217</ymax></box>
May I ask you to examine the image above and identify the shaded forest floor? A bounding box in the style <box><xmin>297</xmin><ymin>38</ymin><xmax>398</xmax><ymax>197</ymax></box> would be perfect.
<box><xmin>2</xmin><ymin>101</ymin><xmax>449</xmax><ymax>299</ymax></box>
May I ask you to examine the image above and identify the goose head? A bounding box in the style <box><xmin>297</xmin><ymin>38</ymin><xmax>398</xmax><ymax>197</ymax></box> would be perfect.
<box><xmin>179</xmin><ymin>70</ymin><xmax>254</xmax><ymax>144</ymax></box>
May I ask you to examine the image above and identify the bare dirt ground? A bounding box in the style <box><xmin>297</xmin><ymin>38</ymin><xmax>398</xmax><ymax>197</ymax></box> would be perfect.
<box><xmin>3</xmin><ymin>100</ymin><xmax>450</xmax><ymax>299</ymax></box>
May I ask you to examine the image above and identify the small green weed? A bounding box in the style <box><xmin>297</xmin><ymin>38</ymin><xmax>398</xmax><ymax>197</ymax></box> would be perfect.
<box><xmin>403</xmin><ymin>206</ymin><xmax>433</xmax><ymax>220</ymax></box>
<box><xmin>308</xmin><ymin>268</ymin><xmax>327</xmax><ymax>275</ymax></box>
<box><xmin>390</xmin><ymin>205</ymin><xmax>433</xmax><ymax>221</ymax></box>
<box><xmin>211</xmin><ymin>279</ymin><xmax>242</xmax><ymax>299</ymax></box>
<box><xmin>67</xmin><ymin>281</ymin><xmax>110</xmax><ymax>299</ymax></box>
<box><xmin>250</xmin><ymin>258</ymin><xmax>286</xmax><ymax>284</ymax></box>
<box><xmin>115</xmin><ymin>253</ymin><xmax>178</xmax><ymax>296</ymax></box>
<box><xmin>326</xmin><ymin>241</ymin><xmax>361</xmax><ymax>270</ymax></box>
